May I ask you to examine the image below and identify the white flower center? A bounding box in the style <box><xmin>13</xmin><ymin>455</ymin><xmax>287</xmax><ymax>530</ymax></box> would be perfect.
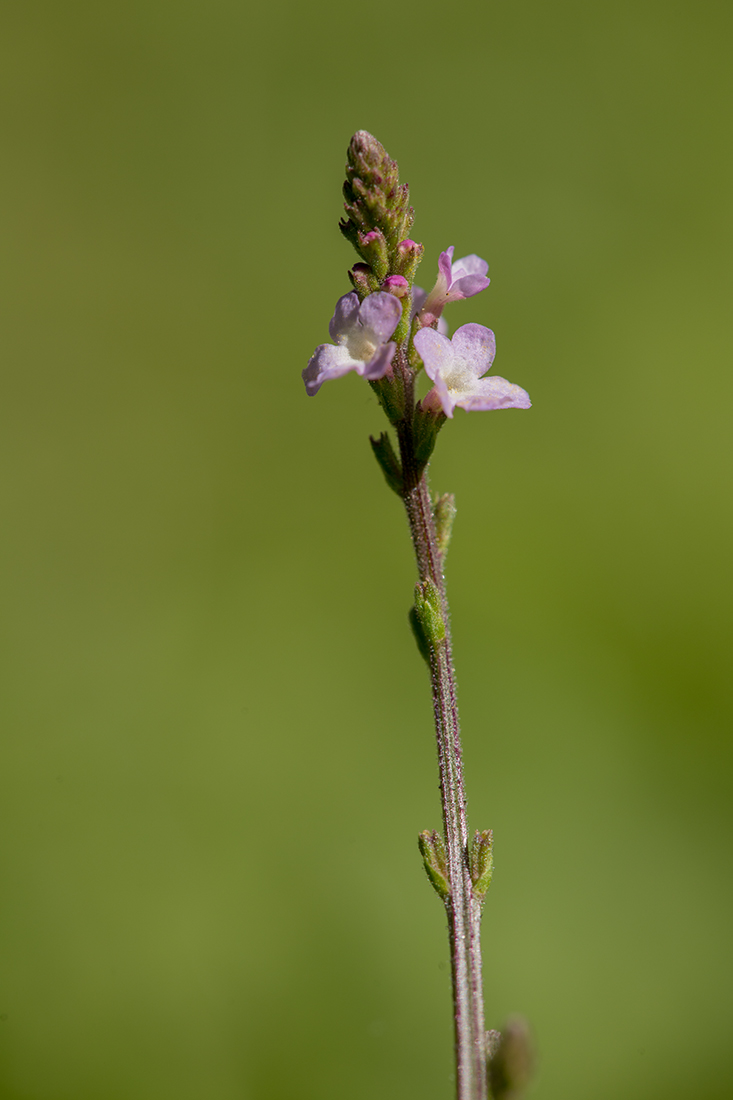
<box><xmin>443</xmin><ymin>360</ymin><xmax>475</xmax><ymax>395</ymax></box>
<box><xmin>344</xmin><ymin>325</ymin><xmax>377</xmax><ymax>362</ymax></box>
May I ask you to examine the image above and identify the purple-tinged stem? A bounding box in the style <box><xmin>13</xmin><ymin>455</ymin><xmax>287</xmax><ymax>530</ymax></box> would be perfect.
<box><xmin>395</xmin><ymin>352</ymin><xmax>487</xmax><ymax>1100</ymax></box>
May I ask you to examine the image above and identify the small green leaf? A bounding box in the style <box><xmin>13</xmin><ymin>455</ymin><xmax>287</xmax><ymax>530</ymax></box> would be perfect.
<box><xmin>409</xmin><ymin>605</ymin><xmax>431</xmax><ymax>665</ymax></box>
<box><xmin>470</xmin><ymin>829</ymin><xmax>494</xmax><ymax>902</ymax></box>
<box><xmin>418</xmin><ymin>830</ymin><xmax>450</xmax><ymax>901</ymax></box>
<box><xmin>433</xmin><ymin>493</ymin><xmax>457</xmax><ymax>559</ymax></box>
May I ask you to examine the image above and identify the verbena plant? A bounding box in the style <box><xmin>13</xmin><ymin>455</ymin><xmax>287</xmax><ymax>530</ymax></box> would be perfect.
<box><xmin>303</xmin><ymin>132</ymin><xmax>533</xmax><ymax>1100</ymax></box>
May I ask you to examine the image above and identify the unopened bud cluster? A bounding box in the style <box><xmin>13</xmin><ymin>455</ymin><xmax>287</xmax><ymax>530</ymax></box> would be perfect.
<box><xmin>340</xmin><ymin>131</ymin><xmax>421</xmax><ymax>295</ymax></box>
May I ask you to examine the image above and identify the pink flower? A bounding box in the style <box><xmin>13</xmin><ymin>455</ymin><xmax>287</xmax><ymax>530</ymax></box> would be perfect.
<box><xmin>303</xmin><ymin>292</ymin><xmax>402</xmax><ymax>396</ymax></box>
<box><xmin>418</xmin><ymin>247</ymin><xmax>491</xmax><ymax>325</ymax></box>
<box><xmin>414</xmin><ymin>324</ymin><xmax>531</xmax><ymax>418</ymax></box>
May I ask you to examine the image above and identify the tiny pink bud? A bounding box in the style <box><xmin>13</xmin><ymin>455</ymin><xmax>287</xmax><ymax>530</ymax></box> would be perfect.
<box><xmin>395</xmin><ymin>238</ymin><xmax>424</xmax><ymax>280</ymax></box>
<box><xmin>383</xmin><ymin>275</ymin><xmax>409</xmax><ymax>298</ymax></box>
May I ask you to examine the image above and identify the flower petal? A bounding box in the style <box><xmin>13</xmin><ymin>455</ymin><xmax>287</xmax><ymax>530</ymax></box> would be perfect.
<box><xmin>362</xmin><ymin>341</ymin><xmax>396</xmax><ymax>381</ymax></box>
<box><xmin>438</xmin><ymin>247</ymin><xmax>454</xmax><ymax>288</ymax></box>
<box><xmin>451</xmin><ymin>254</ymin><xmax>489</xmax><ymax>280</ymax></box>
<box><xmin>358</xmin><ymin>292</ymin><xmax>402</xmax><ymax>343</ymax></box>
<box><xmin>455</xmin><ymin>375</ymin><xmax>532</xmax><ymax>411</ymax></box>
<box><xmin>302</xmin><ymin>342</ymin><xmax>361</xmax><ymax>396</ymax></box>
<box><xmin>328</xmin><ymin>292</ymin><xmax>361</xmax><ymax>342</ymax></box>
<box><xmin>450</xmin><ymin>323</ymin><xmax>496</xmax><ymax>377</ymax></box>
<box><xmin>413</xmin><ymin>328</ymin><xmax>454</xmax><ymax>383</ymax></box>
<box><xmin>427</xmin><ymin>375</ymin><xmax>456</xmax><ymax>417</ymax></box>
<box><xmin>447</xmin><ymin>272</ymin><xmax>491</xmax><ymax>301</ymax></box>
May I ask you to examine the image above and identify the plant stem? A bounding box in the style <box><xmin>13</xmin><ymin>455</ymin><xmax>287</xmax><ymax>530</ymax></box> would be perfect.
<box><xmin>395</xmin><ymin>360</ymin><xmax>487</xmax><ymax>1100</ymax></box>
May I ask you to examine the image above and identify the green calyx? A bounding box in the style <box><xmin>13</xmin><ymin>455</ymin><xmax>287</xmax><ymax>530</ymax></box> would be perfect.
<box><xmin>410</xmin><ymin>579</ymin><xmax>446</xmax><ymax>665</ymax></box>
<box><xmin>418</xmin><ymin>829</ymin><xmax>450</xmax><ymax>901</ymax></box>
<box><xmin>412</xmin><ymin>403</ymin><xmax>446</xmax><ymax>475</ymax></box>
<box><xmin>412</xmin><ymin>578</ymin><xmax>446</xmax><ymax>655</ymax></box>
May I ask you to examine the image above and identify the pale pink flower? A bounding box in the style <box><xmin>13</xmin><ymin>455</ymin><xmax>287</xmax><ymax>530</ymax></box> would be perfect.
<box><xmin>418</xmin><ymin>247</ymin><xmax>490</xmax><ymax>325</ymax></box>
<box><xmin>303</xmin><ymin>292</ymin><xmax>402</xmax><ymax>396</ymax></box>
<box><xmin>414</xmin><ymin>324</ymin><xmax>531</xmax><ymax>418</ymax></box>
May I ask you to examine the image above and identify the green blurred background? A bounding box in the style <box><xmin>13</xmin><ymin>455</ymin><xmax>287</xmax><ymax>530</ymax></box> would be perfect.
<box><xmin>1</xmin><ymin>2</ymin><xmax>731</xmax><ymax>1097</ymax></box>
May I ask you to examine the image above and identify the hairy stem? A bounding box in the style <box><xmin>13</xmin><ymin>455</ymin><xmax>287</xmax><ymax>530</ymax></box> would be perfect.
<box><xmin>396</xmin><ymin>357</ymin><xmax>487</xmax><ymax>1100</ymax></box>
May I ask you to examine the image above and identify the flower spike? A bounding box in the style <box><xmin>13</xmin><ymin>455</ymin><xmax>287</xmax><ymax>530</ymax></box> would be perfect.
<box><xmin>339</xmin><ymin>132</ymin><xmax>415</xmax><ymax>275</ymax></box>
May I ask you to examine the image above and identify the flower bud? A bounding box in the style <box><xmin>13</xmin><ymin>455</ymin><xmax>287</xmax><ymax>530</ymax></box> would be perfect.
<box><xmin>382</xmin><ymin>275</ymin><xmax>409</xmax><ymax>298</ymax></box>
<box><xmin>395</xmin><ymin>238</ymin><xmax>424</xmax><ymax>281</ymax></box>
<box><xmin>357</xmin><ymin>229</ymin><xmax>389</xmax><ymax>280</ymax></box>
<box><xmin>347</xmin><ymin>262</ymin><xmax>380</xmax><ymax>297</ymax></box>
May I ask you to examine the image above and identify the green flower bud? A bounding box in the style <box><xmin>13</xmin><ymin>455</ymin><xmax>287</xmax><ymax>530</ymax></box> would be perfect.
<box><xmin>357</xmin><ymin>229</ymin><xmax>389</xmax><ymax>281</ymax></box>
<box><xmin>394</xmin><ymin>238</ymin><xmax>424</xmax><ymax>282</ymax></box>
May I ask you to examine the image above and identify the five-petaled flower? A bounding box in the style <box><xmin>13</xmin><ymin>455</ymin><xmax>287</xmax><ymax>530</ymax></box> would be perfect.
<box><xmin>303</xmin><ymin>291</ymin><xmax>402</xmax><ymax>396</ymax></box>
<box><xmin>417</xmin><ymin>247</ymin><xmax>491</xmax><ymax>326</ymax></box>
<box><xmin>414</xmin><ymin>323</ymin><xmax>531</xmax><ymax>418</ymax></box>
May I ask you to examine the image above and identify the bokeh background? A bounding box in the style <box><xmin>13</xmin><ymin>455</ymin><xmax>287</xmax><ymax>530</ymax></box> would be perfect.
<box><xmin>1</xmin><ymin>2</ymin><xmax>731</xmax><ymax>1098</ymax></box>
